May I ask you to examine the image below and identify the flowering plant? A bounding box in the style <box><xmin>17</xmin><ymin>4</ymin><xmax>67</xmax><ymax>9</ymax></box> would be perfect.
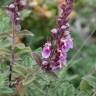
<box><xmin>41</xmin><ymin>0</ymin><xmax>73</xmax><ymax>71</ymax></box>
<box><xmin>5</xmin><ymin>0</ymin><xmax>74</xmax><ymax>85</ymax></box>
<box><xmin>0</xmin><ymin>0</ymin><xmax>76</xmax><ymax>95</ymax></box>
<box><xmin>0</xmin><ymin>0</ymin><xmax>96</xmax><ymax>96</ymax></box>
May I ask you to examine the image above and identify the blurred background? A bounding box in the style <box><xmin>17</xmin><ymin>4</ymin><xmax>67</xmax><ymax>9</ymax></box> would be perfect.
<box><xmin>0</xmin><ymin>0</ymin><xmax>96</xmax><ymax>95</ymax></box>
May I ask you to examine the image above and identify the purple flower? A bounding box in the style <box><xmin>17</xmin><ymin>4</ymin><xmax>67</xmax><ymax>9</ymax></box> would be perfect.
<box><xmin>66</xmin><ymin>0</ymin><xmax>74</xmax><ymax>4</ymax></box>
<box><xmin>6</xmin><ymin>0</ymin><xmax>26</xmax><ymax>31</ymax></box>
<box><xmin>51</xmin><ymin>28</ymin><xmax>58</xmax><ymax>34</ymax></box>
<box><xmin>42</xmin><ymin>42</ymin><xmax>52</xmax><ymax>58</ymax></box>
<box><xmin>40</xmin><ymin>0</ymin><xmax>74</xmax><ymax>71</ymax></box>
<box><xmin>66</xmin><ymin>37</ymin><xmax>73</xmax><ymax>49</ymax></box>
<box><xmin>61</xmin><ymin>36</ymin><xmax>73</xmax><ymax>52</ymax></box>
<box><xmin>14</xmin><ymin>0</ymin><xmax>26</xmax><ymax>11</ymax></box>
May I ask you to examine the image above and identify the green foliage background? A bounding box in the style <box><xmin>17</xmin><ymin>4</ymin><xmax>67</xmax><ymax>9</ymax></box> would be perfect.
<box><xmin>0</xmin><ymin>0</ymin><xmax>96</xmax><ymax>96</ymax></box>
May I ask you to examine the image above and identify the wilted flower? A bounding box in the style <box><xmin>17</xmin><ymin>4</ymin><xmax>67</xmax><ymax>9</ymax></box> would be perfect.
<box><xmin>41</xmin><ymin>0</ymin><xmax>74</xmax><ymax>71</ymax></box>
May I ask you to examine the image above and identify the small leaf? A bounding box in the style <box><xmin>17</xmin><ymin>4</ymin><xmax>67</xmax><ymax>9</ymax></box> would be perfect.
<box><xmin>35</xmin><ymin>47</ymin><xmax>42</xmax><ymax>53</ymax></box>
<box><xmin>0</xmin><ymin>72</ymin><xmax>8</xmax><ymax>86</ymax></box>
<box><xmin>0</xmin><ymin>87</ymin><xmax>13</xmax><ymax>94</ymax></box>
<box><xmin>46</xmin><ymin>71</ymin><xmax>58</xmax><ymax>80</ymax></box>
<box><xmin>13</xmin><ymin>64</ymin><xmax>28</xmax><ymax>77</ymax></box>
<box><xmin>32</xmin><ymin>52</ymin><xmax>42</xmax><ymax>65</ymax></box>
<box><xmin>21</xmin><ymin>10</ymin><xmax>31</xmax><ymax>20</ymax></box>
<box><xmin>82</xmin><ymin>75</ymin><xmax>96</xmax><ymax>89</ymax></box>
<box><xmin>15</xmin><ymin>43</ymin><xmax>25</xmax><ymax>49</ymax></box>
<box><xmin>0</xmin><ymin>32</ymin><xmax>10</xmax><ymax>38</ymax></box>
<box><xmin>0</xmin><ymin>48</ymin><xmax>11</xmax><ymax>60</ymax></box>
<box><xmin>77</xmin><ymin>91</ymin><xmax>92</xmax><ymax>96</ymax></box>
<box><xmin>16</xmin><ymin>47</ymin><xmax>32</xmax><ymax>55</ymax></box>
<box><xmin>0</xmin><ymin>48</ymin><xmax>11</xmax><ymax>54</ymax></box>
<box><xmin>80</xmin><ymin>80</ymin><xmax>91</xmax><ymax>91</ymax></box>
<box><xmin>17</xmin><ymin>30</ymin><xmax>34</xmax><ymax>37</ymax></box>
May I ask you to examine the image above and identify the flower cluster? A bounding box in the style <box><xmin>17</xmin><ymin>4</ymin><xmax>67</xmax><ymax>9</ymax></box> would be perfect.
<box><xmin>6</xmin><ymin>0</ymin><xmax>26</xmax><ymax>31</ymax></box>
<box><xmin>41</xmin><ymin>0</ymin><xmax>74</xmax><ymax>71</ymax></box>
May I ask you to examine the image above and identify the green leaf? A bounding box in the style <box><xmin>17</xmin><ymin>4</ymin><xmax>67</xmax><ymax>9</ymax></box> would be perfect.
<box><xmin>0</xmin><ymin>0</ymin><xmax>12</xmax><ymax>6</ymax></box>
<box><xmin>0</xmin><ymin>32</ymin><xmax>10</xmax><ymax>38</ymax></box>
<box><xmin>82</xmin><ymin>75</ymin><xmax>96</xmax><ymax>89</ymax></box>
<box><xmin>80</xmin><ymin>80</ymin><xmax>91</xmax><ymax>91</ymax></box>
<box><xmin>76</xmin><ymin>91</ymin><xmax>92</xmax><ymax>96</ymax></box>
<box><xmin>32</xmin><ymin>52</ymin><xmax>42</xmax><ymax>65</ymax></box>
<box><xmin>15</xmin><ymin>43</ymin><xmax>25</xmax><ymax>49</ymax></box>
<box><xmin>0</xmin><ymin>38</ymin><xmax>11</xmax><ymax>48</ymax></box>
<box><xmin>0</xmin><ymin>72</ymin><xmax>8</xmax><ymax>86</ymax></box>
<box><xmin>0</xmin><ymin>87</ymin><xmax>13</xmax><ymax>94</ymax></box>
<box><xmin>17</xmin><ymin>30</ymin><xmax>34</xmax><ymax>37</ymax></box>
<box><xmin>35</xmin><ymin>47</ymin><xmax>42</xmax><ymax>53</ymax></box>
<box><xmin>16</xmin><ymin>47</ymin><xmax>32</xmax><ymax>55</ymax></box>
<box><xmin>0</xmin><ymin>48</ymin><xmax>11</xmax><ymax>60</ymax></box>
<box><xmin>48</xmin><ymin>82</ymin><xmax>75</xmax><ymax>96</ymax></box>
<box><xmin>21</xmin><ymin>10</ymin><xmax>31</xmax><ymax>20</ymax></box>
<box><xmin>13</xmin><ymin>64</ymin><xmax>28</xmax><ymax>77</ymax></box>
<box><xmin>0</xmin><ymin>9</ymin><xmax>11</xmax><ymax>32</ymax></box>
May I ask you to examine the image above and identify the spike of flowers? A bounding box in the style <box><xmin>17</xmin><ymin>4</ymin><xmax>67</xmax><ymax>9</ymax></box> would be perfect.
<box><xmin>6</xmin><ymin>0</ymin><xmax>26</xmax><ymax>32</ymax></box>
<box><xmin>41</xmin><ymin>0</ymin><xmax>74</xmax><ymax>71</ymax></box>
<box><xmin>5</xmin><ymin>0</ymin><xmax>26</xmax><ymax>87</ymax></box>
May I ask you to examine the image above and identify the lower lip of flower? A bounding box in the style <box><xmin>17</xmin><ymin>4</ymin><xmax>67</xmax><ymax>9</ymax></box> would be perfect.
<box><xmin>42</xmin><ymin>47</ymin><xmax>51</xmax><ymax>58</ymax></box>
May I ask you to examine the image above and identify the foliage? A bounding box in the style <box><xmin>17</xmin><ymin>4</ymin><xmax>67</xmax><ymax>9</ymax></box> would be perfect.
<box><xmin>0</xmin><ymin>0</ymin><xmax>96</xmax><ymax>96</ymax></box>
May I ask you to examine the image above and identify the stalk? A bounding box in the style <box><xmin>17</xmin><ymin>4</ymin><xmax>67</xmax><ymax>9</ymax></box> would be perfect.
<box><xmin>6</xmin><ymin>0</ymin><xmax>26</xmax><ymax>87</ymax></box>
<box><xmin>9</xmin><ymin>19</ymin><xmax>16</xmax><ymax>88</ymax></box>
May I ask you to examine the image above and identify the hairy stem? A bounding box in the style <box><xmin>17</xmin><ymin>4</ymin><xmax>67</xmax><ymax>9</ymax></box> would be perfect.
<box><xmin>9</xmin><ymin>20</ymin><xmax>16</xmax><ymax>88</ymax></box>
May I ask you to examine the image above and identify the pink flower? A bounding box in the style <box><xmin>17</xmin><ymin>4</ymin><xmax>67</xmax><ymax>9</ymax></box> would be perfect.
<box><xmin>42</xmin><ymin>42</ymin><xmax>52</xmax><ymax>58</ymax></box>
<box><xmin>6</xmin><ymin>0</ymin><xmax>26</xmax><ymax>31</ymax></box>
<box><xmin>60</xmin><ymin>35</ymin><xmax>73</xmax><ymax>52</ymax></box>
<box><xmin>51</xmin><ymin>28</ymin><xmax>58</xmax><ymax>34</ymax></box>
<box><xmin>40</xmin><ymin>0</ymin><xmax>74</xmax><ymax>71</ymax></box>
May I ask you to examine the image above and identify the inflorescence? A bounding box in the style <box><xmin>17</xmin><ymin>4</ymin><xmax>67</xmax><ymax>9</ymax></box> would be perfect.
<box><xmin>41</xmin><ymin>0</ymin><xmax>74</xmax><ymax>71</ymax></box>
<box><xmin>6</xmin><ymin>0</ymin><xmax>26</xmax><ymax>32</ymax></box>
